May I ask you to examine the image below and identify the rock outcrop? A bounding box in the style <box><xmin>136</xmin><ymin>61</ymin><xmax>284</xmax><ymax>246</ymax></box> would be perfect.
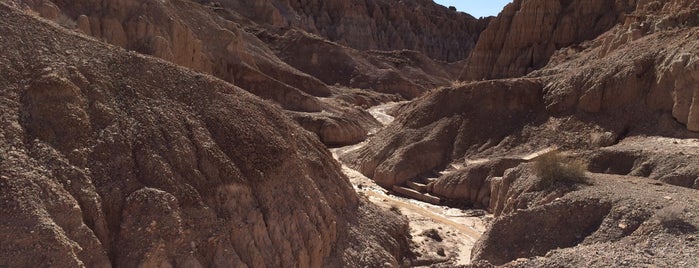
<box><xmin>536</xmin><ymin>0</ymin><xmax>699</xmax><ymax>132</ymax></box>
<box><xmin>267</xmin><ymin>29</ymin><xmax>457</xmax><ymax>99</ymax></box>
<box><xmin>20</xmin><ymin>0</ymin><xmax>328</xmax><ymax>105</ymax></box>
<box><xmin>587</xmin><ymin>137</ymin><xmax>699</xmax><ymax>189</ymax></box>
<box><xmin>460</xmin><ymin>0</ymin><xmax>638</xmax><ymax>81</ymax></box>
<box><xmin>470</xmin><ymin>164</ymin><xmax>699</xmax><ymax>267</ymax></box>
<box><xmin>342</xmin><ymin>79</ymin><xmax>547</xmax><ymax>188</ymax></box>
<box><xmin>345</xmin><ymin>0</ymin><xmax>699</xmax><ymax>189</ymax></box>
<box><xmin>217</xmin><ymin>0</ymin><xmax>490</xmax><ymax>62</ymax></box>
<box><xmin>12</xmin><ymin>0</ymin><xmax>391</xmax><ymax>146</ymax></box>
<box><xmin>0</xmin><ymin>4</ymin><xmax>409</xmax><ymax>267</ymax></box>
<box><xmin>15</xmin><ymin>0</ymin><xmax>475</xmax><ymax>146</ymax></box>
<box><xmin>338</xmin><ymin>1</ymin><xmax>699</xmax><ymax>265</ymax></box>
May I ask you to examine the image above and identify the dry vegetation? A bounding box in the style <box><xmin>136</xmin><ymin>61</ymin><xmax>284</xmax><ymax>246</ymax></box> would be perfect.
<box><xmin>534</xmin><ymin>152</ymin><xmax>588</xmax><ymax>188</ymax></box>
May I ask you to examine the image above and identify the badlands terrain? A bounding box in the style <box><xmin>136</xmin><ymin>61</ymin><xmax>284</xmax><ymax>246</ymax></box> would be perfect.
<box><xmin>1</xmin><ymin>0</ymin><xmax>698</xmax><ymax>267</ymax></box>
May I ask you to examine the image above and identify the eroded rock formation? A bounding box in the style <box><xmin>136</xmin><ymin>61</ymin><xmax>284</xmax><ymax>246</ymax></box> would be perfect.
<box><xmin>340</xmin><ymin>0</ymin><xmax>699</xmax><ymax>265</ymax></box>
<box><xmin>268</xmin><ymin>29</ymin><xmax>457</xmax><ymax>99</ymax></box>
<box><xmin>14</xmin><ymin>0</ymin><xmax>477</xmax><ymax>146</ymax></box>
<box><xmin>0</xmin><ymin>4</ymin><xmax>409</xmax><ymax>267</ymax></box>
<box><xmin>460</xmin><ymin>0</ymin><xmax>638</xmax><ymax>80</ymax></box>
<box><xmin>342</xmin><ymin>79</ymin><xmax>547</xmax><ymax>188</ymax></box>
<box><xmin>217</xmin><ymin>0</ymin><xmax>490</xmax><ymax>62</ymax></box>
<box><xmin>470</xmin><ymin>164</ymin><xmax>699</xmax><ymax>266</ymax></box>
<box><xmin>346</xmin><ymin>0</ymin><xmax>699</xmax><ymax>190</ymax></box>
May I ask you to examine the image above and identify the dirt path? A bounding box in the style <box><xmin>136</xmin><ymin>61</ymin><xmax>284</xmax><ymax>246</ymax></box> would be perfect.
<box><xmin>332</xmin><ymin>102</ymin><xmax>486</xmax><ymax>266</ymax></box>
<box><xmin>340</xmin><ymin>165</ymin><xmax>485</xmax><ymax>266</ymax></box>
<box><xmin>364</xmin><ymin>191</ymin><xmax>482</xmax><ymax>239</ymax></box>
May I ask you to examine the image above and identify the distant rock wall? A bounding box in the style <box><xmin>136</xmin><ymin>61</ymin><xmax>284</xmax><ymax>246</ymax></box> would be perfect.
<box><xmin>344</xmin><ymin>0</ymin><xmax>699</xmax><ymax>188</ymax></box>
<box><xmin>461</xmin><ymin>0</ymin><xmax>639</xmax><ymax>81</ymax></box>
<box><xmin>218</xmin><ymin>0</ymin><xmax>490</xmax><ymax>62</ymax></box>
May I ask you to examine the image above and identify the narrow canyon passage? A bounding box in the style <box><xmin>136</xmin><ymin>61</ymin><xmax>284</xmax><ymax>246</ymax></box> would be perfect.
<box><xmin>332</xmin><ymin>102</ymin><xmax>487</xmax><ymax>266</ymax></box>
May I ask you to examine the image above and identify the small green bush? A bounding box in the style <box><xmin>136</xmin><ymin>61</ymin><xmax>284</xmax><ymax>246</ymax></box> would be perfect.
<box><xmin>534</xmin><ymin>152</ymin><xmax>588</xmax><ymax>188</ymax></box>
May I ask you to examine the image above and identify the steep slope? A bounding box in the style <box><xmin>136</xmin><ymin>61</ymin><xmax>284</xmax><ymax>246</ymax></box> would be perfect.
<box><xmin>217</xmin><ymin>0</ymin><xmax>490</xmax><ymax>62</ymax></box>
<box><xmin>460</xmin><ymin>0</ymin><xmax>638</xmax><ymax>81</ymax></box>
<box><xmin>264</xmin><ymin>29</ymin><xmax>458</xmax><ymax>99</ymax></box>
<box><xmin>341</xmin><ymin>1</ymin><xmax>699</xmax><ymax>265</ymax></box>
<box><xmin>14</xmin><ymin>0</ymin><xmax>472</xmax><ymax>146</ymax></box>
<box><xmin>470</xmin><ymin>164</ymin><xmax>699</xmax><ymax>266</ymax></box>
<box><xmin>40</xmin><ymin>0</ymin><xmax>330</xmax><ymax>102</ymax></box>
<box><xmin>345</xmin><ymin>0</ymin><xmax>699</xmax><ymax>189</ymax></box>
<box><xmin>0</xmin><ymin>4</ymin><xmax>409</xmax><ymax>267</ymax></box>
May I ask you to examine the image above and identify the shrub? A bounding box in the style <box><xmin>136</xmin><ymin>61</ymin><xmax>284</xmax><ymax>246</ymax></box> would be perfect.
<box><xmin>656</xmin><ymin>205</ymin><xmax>684</xmax><ymax>226</ymax></box>
<box><xmin>57</xmin><ymin>13</ymin><xmax>77</xmax><ymax>29</ymax></box>
<box><xmin>389</xmin><ymin>205</ymin><xmax>401</xmax><ymax>214</ymax></box>
<box><xmin>534</xmin><ymin>152</ymin><xmax>588</xmax><ymax>188</ymax></box>
<box><xmin>656</xmin><ymin>205</ymin><xmax>697</xmax><ymax>233</ymax></box>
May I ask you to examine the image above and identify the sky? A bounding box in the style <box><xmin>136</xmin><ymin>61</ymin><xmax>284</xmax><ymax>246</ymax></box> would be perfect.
<box><xmin>433</xmin><ymin>0</ymin><xmax>512</xmax><ymax>18</ymax></box>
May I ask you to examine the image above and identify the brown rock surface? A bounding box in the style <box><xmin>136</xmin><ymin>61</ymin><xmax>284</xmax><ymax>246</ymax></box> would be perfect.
<box><xmin>470</xmin><ymin>165</ymin><xmax>699</xmax><ymax>267</ymax></box>
<box><xmin>16</xmin><ymin>0</ymin><xmax>477</xmax><ymax>146</ymax></box>
<box><xmin>217</xmin><ymin>0</ymin><xmax>490</xmax><ymax>62</ymax></box>
<box><xmin>342</xmin><ymin>79</ymin><xmax>546</xmax><ymax>188</ymax></box>
<box><xmin>535</xmin><ymin>1</ymin><xmax>699</xmax><ymax>132</ymax></box>
<box><xmin>268</xmin><ymin>29</ymin><xmax>457</xmax><ymax>99</ymax></box>
<box><xmin>346</xmin><ymin>0</ymin><xmax>699</xmax><ymax>188</ymax></box>
<box><xmin>338</xmin><ymin>0</ymin><xmax>699</xmax><ymax>266</ymax></box>
<box><xmin>0</xmin><ymin>4</ymin><xmax>409</xmax><ymax>267</ymax></box>
<box><xmin>461</xmin><ymin>0</ymin><xmax>638</xmax><ymax>81</ymax></box>
<box><xmin>13</xmin><ymin>0</ymin><xmax>389</xmax><ymax>146</ymax></box>
<box><xmin>586</xmin><ymin>137</ymin><xmax>699</xmax><ymax>189</ymax></box>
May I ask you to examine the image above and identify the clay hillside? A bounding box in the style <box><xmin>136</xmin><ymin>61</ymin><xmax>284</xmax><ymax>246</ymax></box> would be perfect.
<box><xmin>7</xmin><ymin>0</ymin><xmax>490</xmax><ymax>148</ymax></box>
<box><xmin>0</xmin><ymin>2</ymin><xmax>420</xmax><ymax>267</ymax></box>
<box><xmin>343</xmin><ymin>0</ymin><xmax>699</xmax><ymax>266</ymax></box>
<box><xmin>1</xmin><ymin>0</ymin><xmax>698</xmax><ymax>267</ymax></box>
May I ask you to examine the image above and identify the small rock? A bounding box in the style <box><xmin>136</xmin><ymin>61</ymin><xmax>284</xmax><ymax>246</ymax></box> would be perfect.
<box><xmin>436</xmin><ymin>248</ymin><xmax>445</xmax><ymax>257</ymax></box>
<box><xmin>421</xmin><ymin>229</ymin><xmax>443</xmax><ymax>242</ymax></box>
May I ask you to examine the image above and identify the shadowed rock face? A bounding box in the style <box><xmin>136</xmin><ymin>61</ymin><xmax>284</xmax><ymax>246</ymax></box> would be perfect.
<box><xmin>337</xmin><ymin>0</ymin><xmax>699</xmax><ymax>266</ymax></box>
<box><xmin>14</xmin><ymin>0</ymin><xmax>473</xmax><ymax>146</ymax></box>
<box><xmin>268</xmin><ymin>29</ymin><xmax>457</xmax><ymax>99</ymax></box>
<box><xmin>0</xmin><ymin>4</ymin><xmax>409</xmax><ymax>267</ymax></box>
<box><xmin>342</xmin><ymin>79</ymin><xmax>546</xmax><ymax>188</ymax></box>
<box><xmin>346</xmin><ymin>0</ymin><xmax>699</xmax><ymax>190</ymax></box>
<box><xmin>470</xmin><ymin>164</ymin><xmax>699</xmax><ymax>267</ymax></box>
<box><xmin>460</xmin><ymin>0</ymin><xmax>639</xmax><ymax>81</ymax></box>
<box><xmin>216</xmin><ymin>0</ymin><xmax>490</xmax><ymax>62</ymax></box>
<box><xmin>22</xmin><ymin>0</ymin><xmax>330</xmax><ymax>109</ymax></box>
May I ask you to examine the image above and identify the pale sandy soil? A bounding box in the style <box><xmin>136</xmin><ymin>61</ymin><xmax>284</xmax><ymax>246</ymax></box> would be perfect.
<box><xmin>332</xmin><ymin>102</ymin><xmax>487</xmax><ymax>266</ymax></box>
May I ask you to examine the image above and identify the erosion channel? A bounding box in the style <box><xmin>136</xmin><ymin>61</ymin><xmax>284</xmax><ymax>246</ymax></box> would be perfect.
<box><xmin>332</xmin><ymin>102</ymin><xmax>487</xmax><ymax>266</ymax></box>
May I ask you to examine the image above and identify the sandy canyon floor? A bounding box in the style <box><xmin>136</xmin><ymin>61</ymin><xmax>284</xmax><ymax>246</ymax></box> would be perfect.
<box><xmin>332</xmin><ymin>102</ymin><xmax>487</xmax><ymax>266</ymax></box>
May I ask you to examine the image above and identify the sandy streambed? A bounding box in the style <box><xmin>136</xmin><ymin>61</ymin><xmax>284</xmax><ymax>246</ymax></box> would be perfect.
<box><xmin>332</xmin><ymin>102</ymin><xmax>487</xmax><ymax>266</ymax></box>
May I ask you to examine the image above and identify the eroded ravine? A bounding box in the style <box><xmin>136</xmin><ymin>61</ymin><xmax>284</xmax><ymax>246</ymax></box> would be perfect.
<box><xmin>332</xmin><ymin>102</ymin><xmax>487</xmax><ymax>266</ymax></box>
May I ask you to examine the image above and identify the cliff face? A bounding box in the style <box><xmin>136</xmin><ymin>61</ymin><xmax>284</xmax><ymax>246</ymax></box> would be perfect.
<box><xmin>347</xmin><ymin>0</ymin><xmax>699</xmax><ymax>189</ymax></box>
<box><xmin>461</xmin><ymin>0</ymin><xmax>639</xmax><ymax>81</ymax></box>
<box><xmin>340</xmin><ymin>1</ymin><xmax>699</xmax><ymax>265</ymax></box>
<box><xmin>217</xmin><ymin>0</ymin><xmax>490</xmax><ymax>62</ymax></box>
<box><xmin>267</xmin><ymin>29</ymin><xmax>457</xmax><ymax>99</ymax></box>
<box><xmin>14</xmin><ymin>0</ymin><xmax>472</xmax><ymax>146</ymax></box>
<box><xmin>0</xmin><ymin>3</ymin><xmax>409</xmax><ymax>267</ymax></box>
<box><xmin>343</xmin><ymin>0</ymin><xmax>698</xmax><ymax>190</ymax></box>
<box><xmin>23</xmin><ymin>0</ymin><xmax>330</xmax><ymax>105</ymax></box>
